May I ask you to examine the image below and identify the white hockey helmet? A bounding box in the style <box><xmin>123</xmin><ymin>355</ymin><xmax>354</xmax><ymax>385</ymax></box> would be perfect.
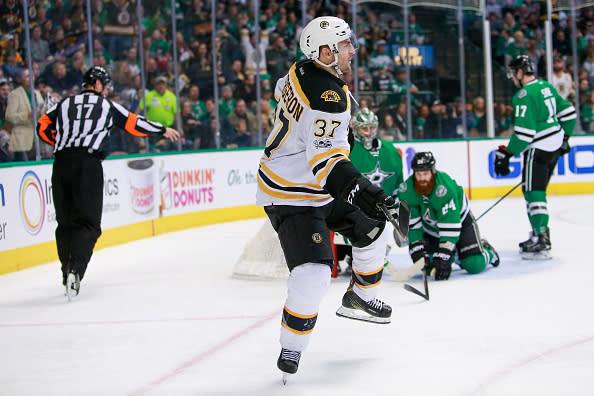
<box><xmin>300</xmin><ymin>16</ymin><xmax>357</xmax><ymax>73</ymax></box>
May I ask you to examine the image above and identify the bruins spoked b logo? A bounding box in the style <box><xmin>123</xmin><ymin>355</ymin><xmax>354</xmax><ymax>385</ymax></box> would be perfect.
<box><xmin>312</xmin><ymin>233</ymin><xmax>323</xmax><ymax>243</ymax></box>
<box><xmin>320</xmin><ymin>21</ymin><xmax>329</xmax><ymax>29</ymax></box>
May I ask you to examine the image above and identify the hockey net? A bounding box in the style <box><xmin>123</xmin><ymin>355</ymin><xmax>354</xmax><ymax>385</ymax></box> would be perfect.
<box><xmin>232</xmin><ymin>219</ymin><xmax>289</xmax><ymax>280</ymax></box>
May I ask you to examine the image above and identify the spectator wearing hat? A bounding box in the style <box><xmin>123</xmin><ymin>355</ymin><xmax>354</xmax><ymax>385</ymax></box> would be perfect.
<box><xmin>137</xmin><ymin>75</ymin><xmax>178</xmax><ymax>151</ymax></box>
<box><xmin>369</xmin><ymin>40</ymin><xmax>395</xmax><ymax>73</ymax></box>
<box><xmin>424</xmin><ymin>99</ymin><xmax>444</xmax><ymax>139</ymax></box>
<box><xmin>261</xmin><ymin>82</ymin><xmax>277</xmax><ymax>111</ymax></box>
<box><xmin>1</xmin><ymin>49</ymin><xmax>22</xmax><ymax>80</ymax></box>
<box><xmin>386</xmin><ymin>68</ymin><xmax>419</xmax><ymax>107</ymax></box>
<box><xmin>6</xmin><ymin>68</ymin><xmax>45</xmax><ymax>161</ymax></box>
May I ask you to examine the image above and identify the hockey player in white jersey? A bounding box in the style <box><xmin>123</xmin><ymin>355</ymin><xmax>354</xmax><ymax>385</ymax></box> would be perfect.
<box><xmin>256</xmin><ymin>16</ymin><xmax>407</xmax><ymax>382</ymax></box>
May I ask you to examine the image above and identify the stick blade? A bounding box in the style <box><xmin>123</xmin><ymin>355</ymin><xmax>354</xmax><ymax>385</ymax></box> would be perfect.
<box><xmin>397</xmin><ymin>200</ymin><xmax>410</xmax><ymax>236</ymax></box>
<box><xmin>403</xmin><ymin>283</ymin><xmax>429</xmax><ymax>301</ymax></box>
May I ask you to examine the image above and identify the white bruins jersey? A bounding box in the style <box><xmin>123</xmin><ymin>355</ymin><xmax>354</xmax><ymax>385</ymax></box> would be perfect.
<box><xmin>256</xmin><ymin>60</ymin><xmax>353</xmax><ymax>207</ymax></box>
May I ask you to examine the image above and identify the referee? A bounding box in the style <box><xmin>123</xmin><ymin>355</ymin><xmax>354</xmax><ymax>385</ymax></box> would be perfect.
<box><xmin>36</xmin><ymin>66</ymin><xmax>180</xmax><ymax>300</ymax></box>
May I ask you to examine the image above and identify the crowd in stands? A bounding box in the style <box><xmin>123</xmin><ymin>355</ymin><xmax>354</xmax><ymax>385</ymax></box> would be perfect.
<box><xmin>0</xmin><ymin>0</ymin><xmax>593</xmax><ymax>162</ymax></box>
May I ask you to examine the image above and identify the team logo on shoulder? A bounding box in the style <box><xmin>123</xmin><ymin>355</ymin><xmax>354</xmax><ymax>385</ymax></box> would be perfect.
<box><xmin>398</xmin><ymin>182</ymin><xmax>407</xmax><ymax>193</ymax></box>
<box><xmin>314</xmin><ymin>139</ymin><xmax>333</xmax><ymax>149</ymax></box>
<box><xmin>518</xmin><ymin>89</ymin><xmax>527</xmax><ymax>99</ymax></box>
<box><xmin>321</xmin><ymin>90</ymin><xmax>341</xmax><ymax>102</ymax></box>
<box><xmin>320</xmin><ymin>21</ymin><xmax>329</xmax><ymax>29</ymax></box>
<box><xmin>436</xmin><ymin>185</ymin><xmax>447</xmax><ymax>197</ymax></box>
<box><xmin>312</xmin><ymin>233</ymin><xmax>323</xmax><ymax>243</ymax></box>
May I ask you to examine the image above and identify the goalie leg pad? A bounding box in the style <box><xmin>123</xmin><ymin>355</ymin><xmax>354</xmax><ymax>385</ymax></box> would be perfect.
<box><xmin>280</xmin><ymin>263</ymin><xmax>331</xmax><ymax>352</ymax></box>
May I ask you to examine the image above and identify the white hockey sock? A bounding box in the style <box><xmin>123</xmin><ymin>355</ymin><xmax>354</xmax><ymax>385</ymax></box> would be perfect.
<box><xmin>351</xmin><ymin>226</ymin><xmax>389</xmax><ymax>302</ymax></box>
<box><xmin>280</xmin><ymin>263</ymin><xmax>331</xmax><ymax>352</ymax></box>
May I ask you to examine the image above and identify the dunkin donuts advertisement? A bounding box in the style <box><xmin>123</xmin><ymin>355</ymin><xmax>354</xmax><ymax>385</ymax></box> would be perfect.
<box><xmin>127</xmin><ymin>158</ymin><xmax>156</xmax><ymax>215</ymax></box>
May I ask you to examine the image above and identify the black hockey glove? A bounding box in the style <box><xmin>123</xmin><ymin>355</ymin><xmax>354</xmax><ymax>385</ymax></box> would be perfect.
<box><xmin>559</xmin><ymin>135</ymin><xmax>571</xmax><ymax>156</ymax></box>
<box><xmin>344</xmin><ymin>177</ymin><xmax>395</xmax><ymax>221</ymax></box>
<box><xmin>409</xmin><ymin>240</ymin><xmax>426</xmax><ymax>263</ymax></box>
<box><xmin>494</xmin><ymin>145</ymin><xmax>512</xmax><ymax>176</ymax></box>
<box><xmin>433</xmin><ymin>242</ymin><xmax>454</xmax><ymax>281</ymax></box>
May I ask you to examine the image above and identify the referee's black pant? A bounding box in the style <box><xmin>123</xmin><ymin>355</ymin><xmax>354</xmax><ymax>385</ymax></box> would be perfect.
<box><xmin>52</xmin><ymin>149</ymin><xmax>104</xmax><ymax>284</ymax></box>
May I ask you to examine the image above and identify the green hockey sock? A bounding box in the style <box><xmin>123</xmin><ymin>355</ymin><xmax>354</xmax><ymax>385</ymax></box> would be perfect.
<box><xmin>523</xmin><ymin>190</ymin><xmax>549</xmax><ymax>235</ymax></box>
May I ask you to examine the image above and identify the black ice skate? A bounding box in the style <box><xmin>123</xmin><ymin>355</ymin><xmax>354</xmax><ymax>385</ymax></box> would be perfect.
<box><xmin>520</xmin><ymin>233</ymin><xmax>552</xmax><ymax>260</ymax></box>
<box><xmin>481</xmin><ymin>239</ymin><xmax>500</xmax><ymax>267</ymax></box>
<box><xmin>336</xmin><ymin>289</ymin><xmax>392</xmax><ymax>324</ymax></box>
<box><xmin>277</xmin><ymin>348</ymin><xmax>301</xmax><ymax>384</ymax></box>
<box><xmin>65</xmin><ymin>272</ymin><xmax>80</xmax><ymax>302</ymax></box>
<box><xmin>519</xmin><ymin>228</ymin><xmax>549</xmax><ymax>251</ymax></box>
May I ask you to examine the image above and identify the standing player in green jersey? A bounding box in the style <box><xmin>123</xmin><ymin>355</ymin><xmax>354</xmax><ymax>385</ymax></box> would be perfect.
<box><xmin>494</xmin><ymin>55</ymin><xmax>575</xmax><ymax>259</ymax></box>
<box><xmin>397</xmin><ymin>152</ymin><xmax>499</xmax><ymax>281</ymax></box>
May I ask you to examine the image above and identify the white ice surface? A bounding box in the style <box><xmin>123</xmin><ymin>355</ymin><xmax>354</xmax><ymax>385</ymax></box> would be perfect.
<box><xmin>1</xmin><ymin>195</ymin><xmax>593</xmax><ymax>396</ymax></box>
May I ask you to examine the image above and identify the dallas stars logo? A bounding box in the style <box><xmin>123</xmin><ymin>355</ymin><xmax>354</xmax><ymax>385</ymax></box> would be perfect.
<box><xmin>363</xmin><ymin>163</ymin><xmax>394</xmax><ymax>187</ymax></box>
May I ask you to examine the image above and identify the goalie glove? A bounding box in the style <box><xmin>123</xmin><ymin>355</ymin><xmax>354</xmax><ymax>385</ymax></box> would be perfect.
<box><xmin>343</xmin><ymin>176</ymin><xmax>395</xmax><ymax>221</ymax></box>
<box><xmin>494</xmin><ymin>146</ymin><xmax>513</xmax><ymax>176</ymax></box>
<box><xmin>433</xmin><ymin>241</ymin><xmax>455</xmax><ymax>281</ymax></box>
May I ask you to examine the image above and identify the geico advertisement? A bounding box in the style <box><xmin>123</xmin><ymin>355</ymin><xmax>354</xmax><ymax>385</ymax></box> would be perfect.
<box><xmin>470</xmin><ymin>136</ymin><xmax>594</xmax><ymax>187</ymax></box>
<box><xmin>158</xmin><ymin>150</ymin><xmax>260</xmax><ymax>216</ymax></box>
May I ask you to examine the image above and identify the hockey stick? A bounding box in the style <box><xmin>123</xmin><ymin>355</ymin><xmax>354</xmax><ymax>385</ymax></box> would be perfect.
<box><xmin>475</xmin><ymin>181</ymin><xmax>523</xmax><ymax>222</ymax></box>
<box><xmin>378</xmin><ymin>201</ymin><xmax>428</xmax><ymax>299</ymax></box>
<box><xmin>378</xmin><ymin>200</ymin><xmax>410</xmax><ymax>239</ymax></box>
<box><xmin>403</xmin><ymin>258</ymin><xmax>429</xmax><ymax>301</ymax></box>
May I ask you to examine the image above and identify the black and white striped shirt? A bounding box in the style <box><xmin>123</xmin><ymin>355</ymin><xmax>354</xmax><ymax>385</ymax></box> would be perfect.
<box><xmin>37</xmin><ymin>90</ymin><xmax>165</xmax><ymax>155</ymax></box>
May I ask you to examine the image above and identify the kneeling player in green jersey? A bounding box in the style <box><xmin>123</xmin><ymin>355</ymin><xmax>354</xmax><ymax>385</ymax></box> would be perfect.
<box><xmin>493</xmin><ymin>55</ymin><xmax>575</xmax><ymax>260</ymax></box>
<box><xmin>397</xmin><ymin>152</ymin><xmax>499</xmax><ymax>281</ymax></box>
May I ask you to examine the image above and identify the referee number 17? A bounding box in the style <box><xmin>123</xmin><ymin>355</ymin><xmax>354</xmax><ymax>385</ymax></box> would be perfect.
<box><xmin>76</xmin><ymin>104</ymin><xmax>94</xmax><ymax>119</ymax></box>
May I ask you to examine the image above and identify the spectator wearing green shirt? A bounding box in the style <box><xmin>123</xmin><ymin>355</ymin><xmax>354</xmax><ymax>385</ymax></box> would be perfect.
<box><xmin>218</xmin><ymin>85</ymin><xmax>236</xmax><ymax>117</ymax></box>
<box><xmin>137</xmin><ymin>75</ymin><xmax>177</xmax><ymax>151</ymax></box>
<box><xmin>187</xmin><ymin>84</ymin><xmax>207</xmax><ymax>120</ymax></box>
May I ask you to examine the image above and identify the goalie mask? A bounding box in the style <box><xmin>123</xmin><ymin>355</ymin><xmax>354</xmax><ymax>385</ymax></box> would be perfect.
<box><xmin>351</xmin><ymin>107</ymin><xmax>379</xmax><ymax>150</ymax></box>
<box><xmin>300</xmin><ymin>16</ymin><xmax>358</xmax><ymax>75</ymax></box>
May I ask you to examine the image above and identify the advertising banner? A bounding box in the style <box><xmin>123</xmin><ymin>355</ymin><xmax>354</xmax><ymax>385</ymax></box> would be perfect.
<box><xmin>468</xmin><ymin>136</ymin><xmax>594</xmax><ymax>188</ymax></box>
<box><xmin>1</xmin><ymin>138</ymin><xmax>592</xmax><ymax>257</ymax></box>
<box><xmin>158</xmin><ymin>150</ymin><xmax>260</xmax><ymax>217</ymax></box>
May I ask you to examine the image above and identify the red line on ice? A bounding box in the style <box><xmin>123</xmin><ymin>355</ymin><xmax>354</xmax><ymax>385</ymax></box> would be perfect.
<box><xmin>127</xmin><ymin>309</ymin><xmax>279</xmax><ymax>396</ymax></box>
<box><xmin>466</xmin><ymin>335</ymin><xmax>594</xmax><ymax>395</ymax></box>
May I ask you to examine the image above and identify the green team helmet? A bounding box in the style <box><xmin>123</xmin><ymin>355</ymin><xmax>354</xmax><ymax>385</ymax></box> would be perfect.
<box><xmin>352</xmin><ymin>107</ymin><xmax>379</xmax><ymax>150</ymax></box>
<box><xmin>507</xmin><ymin>55</ymin><xmax>534</xmax><ymax>79</ymax></box>
<box><xmin>411</xmin><ymin>151</ymin><xmax>436</xmax><ymax>172</ymax></box>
